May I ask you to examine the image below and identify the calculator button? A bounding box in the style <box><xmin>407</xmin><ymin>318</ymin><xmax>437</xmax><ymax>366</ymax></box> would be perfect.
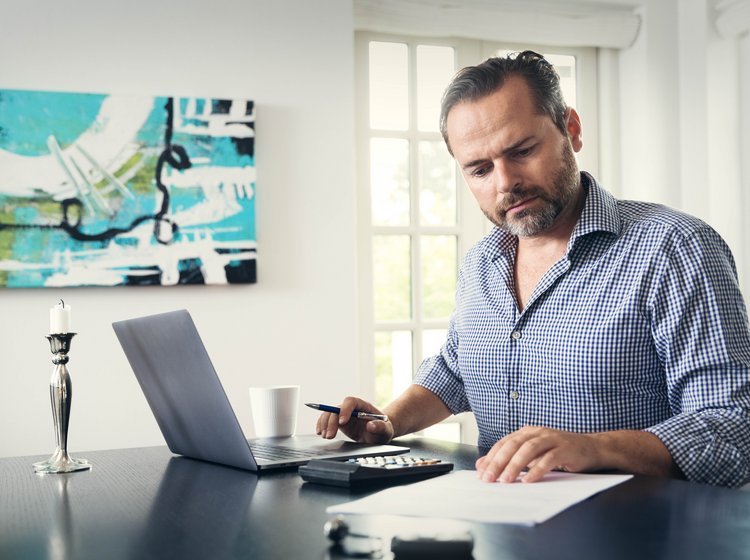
<box><xmin>347</xmin><ymin>456</ymin><xmax>443</xmax><ymax>468</ymax></box>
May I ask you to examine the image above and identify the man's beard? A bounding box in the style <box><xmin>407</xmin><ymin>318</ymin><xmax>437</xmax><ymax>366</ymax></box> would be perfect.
<box><xmin>484</xmin><ymin>140</ymin><xmax>580</xmax><ymax>238</ymax></box>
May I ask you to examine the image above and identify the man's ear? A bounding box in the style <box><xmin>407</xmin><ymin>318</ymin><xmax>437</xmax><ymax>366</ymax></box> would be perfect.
<box><xmin>565</xmin><ymin>107</ymin><xmax>583</xmax><ymax>152</ymax></box>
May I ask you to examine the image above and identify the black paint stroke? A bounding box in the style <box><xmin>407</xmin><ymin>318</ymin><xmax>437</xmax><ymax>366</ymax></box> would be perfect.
<box><xmin>60</xmin><ymin>97</ymin><xmax>190</xmax><ymax>243</ymax></box>
<box><xmin>0</xmin><ymin>97</ymin><xmax>190</xmax><ymax>245</ymax></box>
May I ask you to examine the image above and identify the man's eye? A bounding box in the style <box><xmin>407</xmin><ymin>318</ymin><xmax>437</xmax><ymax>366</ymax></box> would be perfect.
<box><xmin>472</xmin><ymin>166</ymin><xmax>490</xmax><ymax>177</ymax></box>
<box><xmin>515</xmin><ymin>147</ymin><xmax>534</xmax><ymax>158</ymax></box>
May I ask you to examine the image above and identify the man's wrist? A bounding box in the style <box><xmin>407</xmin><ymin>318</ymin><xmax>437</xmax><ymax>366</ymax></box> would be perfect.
<box><xmin>382</xmin><ymin>410</ymin><xmax>399</xmax><ymax>440</ymax></box>
<box><xmin>589</xmin><ymin>430</ymin><xmax>679</xmax><ymax>477</ymax></box>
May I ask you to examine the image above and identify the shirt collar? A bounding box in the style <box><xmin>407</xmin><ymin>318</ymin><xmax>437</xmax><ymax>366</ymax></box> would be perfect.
<box><xmin>480</xmin><ymin>172</ymin><xmax>621</xmax><ymax>261</ymax></box>
<box><xmin>569</xmin><ymin>172</ymin><xmax>621</xmax><ymax>246</ymax></box>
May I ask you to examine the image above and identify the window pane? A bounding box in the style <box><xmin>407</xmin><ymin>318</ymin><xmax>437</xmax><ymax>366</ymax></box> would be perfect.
<box><xmin>416</xmin><ymin>45</ymin><xmax>454</xmax><ymax>132</ymax></box>
<box><xmin>422</xmin><ymin>329</ymin><xmax>448</xmax><ymax>360</ymax></box>
<box><xmin>544</xmin><ymin>53</ymin><xmax>577</xmax><ymax>109</ymax></box>
<box><xmin>374</xmin><ymin>330</ymin><xmax>412</xmax><ymax>407</ymax></box>
<box><xmin>421</xmin><ymin>235</ymin><xmax>456</xmax><ymax>321</ymax></box>
<box><xmin>373</xmin><ymin>235</ymin><xmax>411</xmax><ymax>321</ymax></box>
<box><xmin>370</xmin><ymin>138</ymin><xmax>410</xmax><ymax>226</ymax></box>
<box><xmin>369</xmin><ymin>42</ymin><xmax>409</xmax><ymax>130</ymax></box>
<box><xmin>418</xmin><ymin>140</ymin><xmax>456</xmax><ymax>226</ymax></box>
<box><xmin>424</xmin><ymin>422</ymin><xmax>461</xmax><ymax>442</ymax></box>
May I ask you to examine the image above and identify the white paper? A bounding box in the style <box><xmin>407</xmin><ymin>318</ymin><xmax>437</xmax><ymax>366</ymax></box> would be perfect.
<box><xmin>327</xmin><ymin>470</ymin><xmax>632</xmax><ymax>525</ymax></box>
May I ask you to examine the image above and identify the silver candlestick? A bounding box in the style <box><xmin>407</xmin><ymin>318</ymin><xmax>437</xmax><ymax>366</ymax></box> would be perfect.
<box><xmin>33</xmin><ymin>333</ymin><xmax>91</xmax><ymax>474</ymax></box>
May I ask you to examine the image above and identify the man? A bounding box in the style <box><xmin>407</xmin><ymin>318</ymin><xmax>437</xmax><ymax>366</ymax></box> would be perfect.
<box><xmin>317</xmin><ymin>51</ymin><xmax>750</xmax><ymax>487</ymax></box>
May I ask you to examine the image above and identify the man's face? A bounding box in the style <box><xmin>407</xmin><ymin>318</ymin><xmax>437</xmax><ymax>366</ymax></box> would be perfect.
<box><xmin>445</xmin><ymin>76</ymin><xmax>583</xmax><ymax>238</ymax></box>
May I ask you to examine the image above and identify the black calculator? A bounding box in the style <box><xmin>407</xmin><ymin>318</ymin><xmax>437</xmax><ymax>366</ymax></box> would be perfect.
<box><xmin>298</xmin><ymin>455</ymin><xmax>454</xmax><ymax>487</ymax></box>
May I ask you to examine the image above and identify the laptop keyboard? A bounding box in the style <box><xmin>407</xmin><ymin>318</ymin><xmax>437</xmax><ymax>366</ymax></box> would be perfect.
<box><xmin>249</xmin><ymin>442</ymin><xmax>331</xmax><ymax>461</ymax></box>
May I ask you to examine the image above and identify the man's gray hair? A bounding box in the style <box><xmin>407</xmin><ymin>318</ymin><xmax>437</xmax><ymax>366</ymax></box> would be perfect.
<box><xmin>439</xmin><ymin>50</ymin><xmax>568</xmax><ymax>155</ymax></box>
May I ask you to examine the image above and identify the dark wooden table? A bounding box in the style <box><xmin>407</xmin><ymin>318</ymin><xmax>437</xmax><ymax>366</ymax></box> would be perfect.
<box><xmin>2</xmin><ymin>437</ymin><xmax>750</xmax><ymax>559</ymax></box>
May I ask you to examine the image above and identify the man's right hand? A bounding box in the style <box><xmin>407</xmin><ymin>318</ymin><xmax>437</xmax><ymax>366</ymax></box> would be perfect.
<box><xmin>315</xmin><ymin>396</ymin><xmax>394</xmax><ymax>444</ymax></box>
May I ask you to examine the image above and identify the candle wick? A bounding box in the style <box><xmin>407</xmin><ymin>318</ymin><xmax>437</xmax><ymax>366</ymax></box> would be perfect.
<box><xmin>59</xmin><ymin>299</ymin><xmax>65</xmax><ymax>308</ymax></box>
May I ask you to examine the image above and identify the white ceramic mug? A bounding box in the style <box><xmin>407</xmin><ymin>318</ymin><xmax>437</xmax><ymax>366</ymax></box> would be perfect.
<box><xmin>248</xmin><ymin>385</ymin><xmax>300</xmax><ymax>438</ymax></box>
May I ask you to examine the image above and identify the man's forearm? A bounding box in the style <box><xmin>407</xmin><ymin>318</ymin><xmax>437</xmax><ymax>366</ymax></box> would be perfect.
<box><xmin>592</xmin><ymin>430</ymin><xmax>683</xmax><ymax>478</ymax></box>
<box><xmin>476</xmin><ymin>425</ymin><xmax>684</xmax><ymax>483</ymax></box>
<box><xmin>383</xmin><ymin>385</ymin><xmax>452</xmax><ymax>439</ymax></box>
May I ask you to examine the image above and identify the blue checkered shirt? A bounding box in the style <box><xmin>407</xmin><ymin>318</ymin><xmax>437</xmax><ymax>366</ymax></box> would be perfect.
<box><xmin>415</xmin><ymin>173</ymin><xmax>750</xmax><ymax>487</ymax></box>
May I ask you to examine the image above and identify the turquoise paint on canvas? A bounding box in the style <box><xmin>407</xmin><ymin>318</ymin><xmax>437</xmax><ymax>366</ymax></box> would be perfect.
<box><xmin>0</xmin><ymin>90</ymin><xmax>106</xmax><ymax>155</ymax></box>
<box><xmin>0</xmin><ymin>89</ymin><xmax>256</xmax><ymax>287</ymax></box>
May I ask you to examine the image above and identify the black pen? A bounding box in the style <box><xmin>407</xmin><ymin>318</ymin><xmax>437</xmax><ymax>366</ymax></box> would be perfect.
<box><xmin>305</xmin><ymin>403</ymin><xmax>389</xmax><ymax>422</ymax></box>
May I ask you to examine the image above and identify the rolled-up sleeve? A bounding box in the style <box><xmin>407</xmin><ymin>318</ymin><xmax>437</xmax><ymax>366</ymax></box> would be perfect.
<box><xmin>413</xmin><ymin>323</ymin><xmax>471</xmax><ymax>415</ymax></box>
<box><xmin>645</xmin><ymin>227</ymin><xmax>750</xmax><ymax>487</ymax></box>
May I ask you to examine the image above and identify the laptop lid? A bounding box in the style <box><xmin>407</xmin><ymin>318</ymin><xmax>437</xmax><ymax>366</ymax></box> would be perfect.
<box><xmin>113</xmin><ymin>309</ymin><xmax>409</xmax><ymax>471</ymax></box>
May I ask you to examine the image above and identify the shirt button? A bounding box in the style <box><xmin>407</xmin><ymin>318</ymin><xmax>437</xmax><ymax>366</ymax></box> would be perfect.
<box><xmin>511</xmin><ymin>330</ymin><xmax>522</xmax><ymax>340</ymax></box>
<box><xmin>509</xmin><ymin>390</ymin><xmax>520</xmax><ymax>400</ymax></box>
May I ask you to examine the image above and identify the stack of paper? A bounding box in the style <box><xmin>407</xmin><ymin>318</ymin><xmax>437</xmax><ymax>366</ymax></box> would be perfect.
<box><xmin>327</xmin><ymin>470</ymin><xmax>632</xmax><ymax>525</ymax></box>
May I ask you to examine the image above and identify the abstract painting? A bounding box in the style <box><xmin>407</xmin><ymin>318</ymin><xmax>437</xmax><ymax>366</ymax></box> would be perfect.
<box><xmin>0</xmin><ymin>89</ymin><xmax>256</xmax><ymax>287</ymax></box>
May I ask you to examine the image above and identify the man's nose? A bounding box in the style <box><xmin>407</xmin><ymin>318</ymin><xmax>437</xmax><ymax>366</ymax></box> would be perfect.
<box><xmin>492</xmin><ymin>159</ymin><xmax>520</xmax><ymax>194</ymax></box>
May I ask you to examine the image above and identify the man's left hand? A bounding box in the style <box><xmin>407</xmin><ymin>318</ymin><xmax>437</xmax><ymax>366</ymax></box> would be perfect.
<box><xmin>475</xmin><ymin>426</ymin><xmax>601</xmax><ymax>483</ymax></box>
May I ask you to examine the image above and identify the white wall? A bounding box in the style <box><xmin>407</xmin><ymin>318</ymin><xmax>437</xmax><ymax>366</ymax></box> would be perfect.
<box><xmin>741</xmin><ymin>32</ymin><xmax>750</xmax><ymax>295</ymax></box>
<box><xmin>617</xmin><ymin>0</ymin><xmax>749</xmax><ymax>294</ymax></box>
<box><xmin>0</xmin><ymin>0</ymin><xmax>357</xmax><ymax>457</ymax></box>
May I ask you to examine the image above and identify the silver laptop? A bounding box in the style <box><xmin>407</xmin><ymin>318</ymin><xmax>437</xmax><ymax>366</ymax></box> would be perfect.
<box><xmin>112</xmin><ymin>309</ymin><xmax>409</xmax><ymax>471</ymax></box>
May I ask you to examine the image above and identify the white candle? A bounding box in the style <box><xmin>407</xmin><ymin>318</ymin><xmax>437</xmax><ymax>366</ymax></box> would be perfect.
<box><xmin>50</xmin><ymin>300</ymin><xmax>72</xmax><ymax>334</ymax></box>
